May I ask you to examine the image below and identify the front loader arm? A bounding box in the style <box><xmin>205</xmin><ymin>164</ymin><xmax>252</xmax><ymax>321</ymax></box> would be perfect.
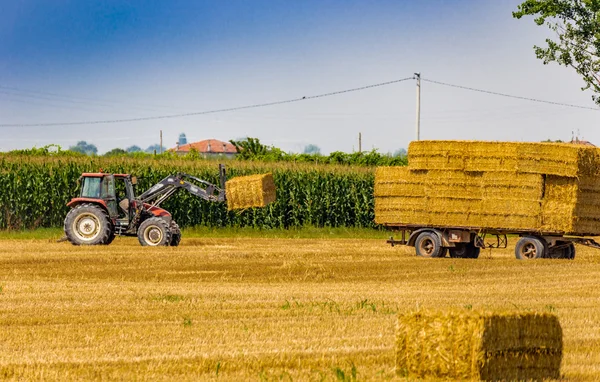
<box><xmin>138</xmin><ymin>166</ymin><xmax>226</xmax><ymax>208</ymax></box>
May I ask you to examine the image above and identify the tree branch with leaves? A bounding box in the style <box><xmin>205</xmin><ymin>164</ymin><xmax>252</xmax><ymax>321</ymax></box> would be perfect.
<box><xmin>514</xmin><ymin>0</ymin><xmax>600</xmax><ymax>105</ymax></box>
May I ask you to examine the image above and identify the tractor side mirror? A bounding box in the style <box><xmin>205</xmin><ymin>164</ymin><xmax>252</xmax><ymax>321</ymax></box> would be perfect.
<box><xmin>131</xmin><ymin>176</ymin><xmax>137</xmax><ymax>185</ymax></box>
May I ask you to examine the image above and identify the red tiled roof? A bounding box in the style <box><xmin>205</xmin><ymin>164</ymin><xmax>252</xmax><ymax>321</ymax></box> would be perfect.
<box><xmin>173</xmin><ymin>139</ymin><xmax>238</xmax><ymax>154</ymax></box>
<box><xmin>569</xmin><ymin>139</ymin><xmax>596</xmax><ymax>147</ymax></box>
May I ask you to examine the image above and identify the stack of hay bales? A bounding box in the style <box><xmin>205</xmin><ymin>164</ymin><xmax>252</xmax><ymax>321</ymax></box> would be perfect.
<box><xmin>396</xmin><ymin>310</ymin><xmax>563</xmax><ymax>380</ymax></box>
<box><xmin>225</xmin><ymin>173</ymin><xmax>276</xmax><ymax>210</ymax></box>
<box><xmin>375</xmin><ymin>141</ymin><xmax>600</xmax><ymax>235</ymax></box>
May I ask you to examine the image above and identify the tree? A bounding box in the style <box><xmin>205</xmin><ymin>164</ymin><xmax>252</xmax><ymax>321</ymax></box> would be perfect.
<box><xmin>178</xmin><ymin>133</ymin><xmax>188</xmax><ymax>145</ymax></box>
<box><xmin>126</xmin><ymin>145</ymin><xmax>142</xmax><ymax>153</ymax></box>
<box><xmin>514</xmin><ymin>0</ymin><xmax>600</xmax><ymax>105</ymax></box>
<box><xmin>229</xmin><ymin>137</ymin><xmax>268</xmax><ymax>159</ymax></box>
<box><xmin>303</xmin><ymin>144</ymin><xmax>321</xmax><ymax>155</ymax></box>
<box><xmin>69</xmin><ymin>141</ymin><xmax>97</xmax><ymax>155</ymax></box>
<box><xmin>393</xmin><ymin>148</ymin><xmax>407</xmax><ymax>157</ymax></box>
<box><xmin>145</xmin><ymin>144</ymin><xmax>165</xmax><ymax>154</ymax></box>
<box><xmin>104</xmin><ymin>148</ymin><xmax>127</xmax><ymax>156</ymax></box>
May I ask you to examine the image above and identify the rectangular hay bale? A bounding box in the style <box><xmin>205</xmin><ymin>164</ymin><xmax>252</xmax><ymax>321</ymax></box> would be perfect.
<box><xmin>542</xmin><ymin>175</ymin><xmax>600</xmax><ymax>234</ymax></box>
<box><xmin>225</xmin><ymin>173</ymin><xmax>276</xmax><ymax>210</ymax></box>
<box><xmin>408</xmin><ymin>140</ymin><xmax>600</xmax><ymax>177</ymax></box>
<box><xmin>374</xmin><ymin>166</ymin><xmax>544</xmax><ymax>230</ymax></box>
<box><xmin>374</xmin><ymin>167</ymin><xmax>543</xmax><ymax>201</ymax></box>
<box><xmin>396</xmin><ymin>310</ymin><xmax>562</xmax><ymax>381</ymax></box>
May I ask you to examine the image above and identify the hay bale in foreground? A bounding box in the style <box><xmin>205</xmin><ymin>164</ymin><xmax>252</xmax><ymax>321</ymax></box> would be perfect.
<box><xmin>396</xmin><ymin>311</ymin><xmax>562</xmax><ymax>381</ymax></box>
<box><xmin>225</xmin><ymin>173</ymin><xmax>276</xmax><ymax>210</ymax></box>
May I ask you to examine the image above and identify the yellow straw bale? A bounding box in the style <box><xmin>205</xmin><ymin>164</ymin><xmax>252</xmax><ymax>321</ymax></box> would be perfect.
<box><xmin>408</xmin><ymin>140</ymin><xmax>600</xmax><ymax>177</ymax></box>
<box><xmin>396</xmin><ymin>310</ymin><xmax>562</xmax><ymax>381</ymax></box>
<box><xmin>225</xmin><ymin>173</ymin><xmax>276</xmax><ymax>210</ymax></box>
<box><xmin>541</xmin><ymin>175</ymin><xmax>600</xmax><ymax>234</ymax></box>
<box><xmin>375</xmin><ymin>168</ymin><xmax>543</xmax><ymax>200</ymax></box>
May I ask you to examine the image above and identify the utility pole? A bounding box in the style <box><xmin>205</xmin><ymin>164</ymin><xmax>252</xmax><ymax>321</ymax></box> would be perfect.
<box><xmin>358</xmin><ymin>132</ymin><xmax>362</xmax><ymax>153</ymax></box>
<box><xmin>159</xmin><ymin>130</ymin><xmax>163</xmax><ymax>154</ymax></box>
<box><xmin>415</xmin><ymin>73</ymin><xmax>421</xmax><ymax>141</ymax></box>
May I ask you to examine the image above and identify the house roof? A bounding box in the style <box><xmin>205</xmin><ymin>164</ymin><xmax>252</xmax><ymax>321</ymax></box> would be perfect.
<box><xmin>173</xmin><ymin>139</ymin><xmax>238</xmax><ymax>154</ymax></box>
<box><xmin>569</xmin><ymin>139</ymin><xmax>596</xmax><ymax>147</ymax></box>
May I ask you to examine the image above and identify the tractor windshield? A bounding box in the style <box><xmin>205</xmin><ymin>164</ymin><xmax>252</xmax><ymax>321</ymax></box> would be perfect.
<box><xmin>81</xmin><ymin>177</ymin><xmax>101</xmax><ymax>198</ymax></box>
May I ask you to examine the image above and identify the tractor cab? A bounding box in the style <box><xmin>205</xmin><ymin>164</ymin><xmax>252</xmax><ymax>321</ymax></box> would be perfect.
<box><xmin>70</xmin><ymin>173</ymin><xmax>137</xmax><ymax>222</ymax></box>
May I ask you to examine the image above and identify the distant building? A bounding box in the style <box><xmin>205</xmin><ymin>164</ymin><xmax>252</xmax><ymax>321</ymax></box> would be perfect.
<box><xmin>178</xmin><ymin>133</ymin><xmax>188</xmax><ymax>146</ymax></box>
<box><xmin>569</xmin><ymin>138</ymin><xmax>596</xmax><ymax>147</ymax></box>
<box><xmin>171</xmin><ymin>139</ymin><xmax>238</xmax><ymax>158</ymax></box>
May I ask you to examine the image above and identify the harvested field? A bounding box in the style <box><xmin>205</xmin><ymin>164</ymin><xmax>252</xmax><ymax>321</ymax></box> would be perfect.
<box><xmin>1</xmin><ymin>237</ymin><xmax>600</xmax><ymax>380</ymax></box>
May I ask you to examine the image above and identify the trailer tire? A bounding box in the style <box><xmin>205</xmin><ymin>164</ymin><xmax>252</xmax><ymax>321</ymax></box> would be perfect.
<box><xmin>547</xmin><ymin>242</ymin><xmax>575</xmax><ymax>259</ymax></box>
<box><xmin>138</xmin><ymin>217</ymin><xmax>171</xmax><ymax>246</ymax></box>
<box><xmin>515</xmin><ymin>236</ymin><xmax>545</xmax><ymax>260</ymax></box>
<box><xmin>449</xmin><ymin>243</ymin><xmax>480</xmax><ymax>259</ymax></box>
<box><xmin>567</xmin><ymin>243</ymin><xmax>576</xmax><ymax>259</ymax></box>
<box><xmin>415</xmin><ymin>231</ymin><xmax>446</xmax><ymax>258</ymax></box>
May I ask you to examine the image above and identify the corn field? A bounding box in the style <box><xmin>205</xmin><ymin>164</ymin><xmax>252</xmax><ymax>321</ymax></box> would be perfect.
<box><xmin>0</xmin><ymin>155</ymin><xmax>377</xmax><ymax>230</ymax></box>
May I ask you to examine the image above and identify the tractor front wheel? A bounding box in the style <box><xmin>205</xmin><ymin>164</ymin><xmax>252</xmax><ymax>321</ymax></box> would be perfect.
<box><xmin>138</xmin><ymin>217</ymin><xmax>171</xmax><ymax>246</ymax></box>
<box><xmin>64</xmin><ymin>203</ymin><xmax>113</xmax><ymax>245</ymax></box>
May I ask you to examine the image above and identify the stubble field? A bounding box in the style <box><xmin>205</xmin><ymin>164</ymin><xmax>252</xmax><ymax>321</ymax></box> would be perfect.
<box><xmin>1</xmin><ymin>236</ymin><xmax>600</xmax><ymax>381</ymax></box>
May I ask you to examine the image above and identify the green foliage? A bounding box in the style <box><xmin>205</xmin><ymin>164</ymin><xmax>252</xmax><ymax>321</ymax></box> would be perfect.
<box><xmin>303</xmin><ymin>144</ymin><xmax>321</xmax><ymax>155</ymax></box>
<box><xmin>0</xmin><ymin>154</ymin><xmax>387</xmax><ymax>230</ymax></box>
<box><xmin>230</xmin><ymin>137</ymin><xmax>407</xmax><ymax>166</ymax></box>
<box><xmin>104</xmin><ymin>148</ymin><xmax>127</xmax><ymax>157</ymax></box>
<box><xmin>145</xmin><ymin>144</ymin><xmax>165</xmax><ymax>154</ymax></box>
<box><xmin>126</xmin><ymin>145</ymin><xmax>142</xmax><ymax>153</ymax></box>
<box><xmin>68</xmin><ymin>141</ymin><xmax>98</xmax><ymax>156</ymax></box>
<box><xmin>229</xmin><ymin>137</ymin><xmax>271</xmax><ymax>159</ymax></box>
<box><xmin>514</xmin><ymin>0</ymin><xmax>600</xmax><ymax>105</ymax></box>
<box><xmin>9</xmin><ymin>144</ymin><xmax>83</xmax><ymax>157</ymax></box>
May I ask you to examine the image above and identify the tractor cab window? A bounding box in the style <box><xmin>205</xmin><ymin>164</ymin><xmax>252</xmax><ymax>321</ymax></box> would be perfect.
<box><xmin>104</xmin><ymin>176</ymin><xmax>115</xmax><ymax>199</ymax></box>
<box><xmin>81</xmin><ymin>177</ymin><xmax>101</xmax><ymax>198</ymax></box>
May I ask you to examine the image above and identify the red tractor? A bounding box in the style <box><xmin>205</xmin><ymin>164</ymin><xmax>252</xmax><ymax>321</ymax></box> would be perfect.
<box><xmin>64</xmin><ymin>165</ymin><xmax>226</xmax><ymax>246</ymax></box>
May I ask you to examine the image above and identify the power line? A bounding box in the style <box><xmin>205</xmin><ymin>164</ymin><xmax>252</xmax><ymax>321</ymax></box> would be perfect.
<box><xmin>422</xmin><ymin>78</ymin><xmax>600</xmax><ymax>111</ymax></box>
<box><xmin>0</xmin><ymin>85</ymin><xmax>192</xmax><ymax>113</ymax></box>
<box><xmin>0</xmin><ymin>77</ymin><xmax>415</xmax><ymax>128</ymax></box>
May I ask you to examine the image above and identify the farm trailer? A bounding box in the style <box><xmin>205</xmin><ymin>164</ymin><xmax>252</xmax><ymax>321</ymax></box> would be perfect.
<box><xmin>385</xmin><ymin>225</ymin><xmax>600</xmax><ymax>260</ymax></box>
<box><xmin>376</xmin><ymin>141</ymin><xmax>600</xmax><ymax>261</ymax></box>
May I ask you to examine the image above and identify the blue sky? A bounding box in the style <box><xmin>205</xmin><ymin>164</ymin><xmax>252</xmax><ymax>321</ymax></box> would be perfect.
<box><xmin>1</xmin><ymin>0</ymin><xmax>599</xmax><ymax>154</ymax></box>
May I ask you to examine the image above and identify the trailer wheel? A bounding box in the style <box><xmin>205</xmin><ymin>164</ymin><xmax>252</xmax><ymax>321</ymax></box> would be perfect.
<box><xmin>138</xmin><ymin>217</ymin><xmax>171</xmax><ymax>246</ymax></box>
<box><xmin>568</xmin><ymin>243</ymin><xmax>576</xmax><ymax>259</ymax></box>
<box><xmin>449</xmin><ymin>243</ymin><xmax>480</xmax><ymax>259</ymax></box>
<box><xmin>547</xmin><ymin>242</ymin><xmax>575</xmax><ymax>259</ymax></box>
<box><xmin>415</xmin><ymin>232</ymin><xmax>446</xmax><ymax>258</ymax></box>
<box><xmin>515</xmin><ymin>236</ymin><xmax>546</xmax><ymax>260</ymax></box>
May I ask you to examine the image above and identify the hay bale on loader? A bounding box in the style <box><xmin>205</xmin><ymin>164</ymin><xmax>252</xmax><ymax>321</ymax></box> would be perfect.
<box><xmin>396</xmin><ymin>310</ymin><xmax>563</xmax><ymax>381</ymax></box>
<box><xmin>225</xmin><ymin>173</ymin><xmax>276</xmax><ymax>210</ymax></box>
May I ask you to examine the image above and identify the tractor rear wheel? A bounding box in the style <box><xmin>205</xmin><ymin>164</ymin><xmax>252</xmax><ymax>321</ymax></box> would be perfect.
<box><xmin>138</xmin><ymin>217</ymin><xmax>171</xmax><ymax>246</ymax></box>
<box><xmin>169</xmin><ymin>221</ymin><xmax>181</xmax><ymax>247</ymax></box>
<box><xmin>64</xmin><ymin>203</ymin><xmax>113</xmax><ymax>245</ymax></box>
